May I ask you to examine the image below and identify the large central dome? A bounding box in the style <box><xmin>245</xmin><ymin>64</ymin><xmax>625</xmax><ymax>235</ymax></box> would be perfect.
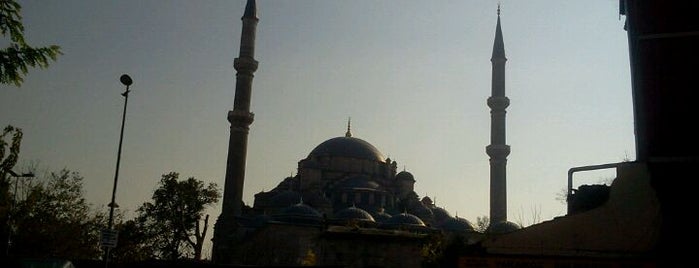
<box><xmin>308</xmin><ymin>136</ymin><xmax>385</xmax><ymax>162</ymax></box>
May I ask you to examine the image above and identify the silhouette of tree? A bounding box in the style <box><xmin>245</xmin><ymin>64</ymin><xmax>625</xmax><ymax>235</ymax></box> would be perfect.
<box><xmin>10</xmin><ymin>168</ymin><xmax>105</xmax><ymax>259</ymax></box>
<box><xmin>136</xmin><ymin>172</ymin><xmax>220</xmax><ymax>260</ymax></box>
<box><xmin>1</xmin><ymin>125</ymin><xmax>23</xmax><ymax>254</ymax></box>
<box><xmin>475</xmin><ymin>216</ymin><xmax>489</xmax><ymax>233</ymax></box>
<box><xmin>1</xmin><ymin>0</ymin><xmax>62</xmax><ymax>86</ymax></box>
<box><xmin>110</xmin><ymin>219</ymin><xmax>156</xmax><ymax>262</ymax></box>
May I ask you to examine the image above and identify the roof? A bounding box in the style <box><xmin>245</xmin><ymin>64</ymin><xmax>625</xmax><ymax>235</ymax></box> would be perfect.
<box><xmin>308</xmin><ymin>136</ymin><xmax>385</xmax><ymax>162</ymax></box>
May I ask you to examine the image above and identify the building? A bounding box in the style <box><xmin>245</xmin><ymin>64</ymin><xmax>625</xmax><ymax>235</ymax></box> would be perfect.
<box><xmin>220</xmin><ymin>126</ymin><xmax>480</xmax><ymax>267</ymax></box>
<box><xmin>209</xmin><ymin>1</ymin><xmax>514</xmax><ymax>266</ymax></box>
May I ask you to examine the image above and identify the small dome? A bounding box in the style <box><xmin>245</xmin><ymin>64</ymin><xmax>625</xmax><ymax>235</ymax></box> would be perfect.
<box><xmin>269</xmin><ymin>190</ymin><xmax>301</xmax><ymax>208</ymax></box>
<box><xmin>309</xmin><ymin>137</ymin><xmax>385</xmax><ymax>162</ymax></box>
<box><xmin>396</xmin><ymin>171</ymin><xmax>415</xmax><ymax>182</ymax></box>
<box><xmin>438</xmin><ymin>217</ymin><xmax>475</xmax><ymax>232</ymax></box>
<box><xmin>409</xmin><ymin>203</ymin><xmax>434</xmax><ymax>223</ymax></box>
<box><xmin>336</xmin><ymin>175</ymin><xmax>380</xmax><ymax>190</ymax></box>
<box><xmin>273</xmin><ymin>203</ymin><xmax>323</xmax><ymax>224</ymax></box>
<box><xmin>384</xmin><ymin>212</ymin><xmax>426</xmax><ymax>227</ymax></box>
<box><xmin>431</xmin><ymin>207</ymin><xmax>452</xmax><ymax>225</ymax></box>
<box><xmin>334</xmin><ymin>206</ymin><xmax>375</xmax><ymax>222</ymax></box>
<box><xmin>486</xmin><ymin>221</ymin><xmax>522</xmax><ymax>234</ymax></box>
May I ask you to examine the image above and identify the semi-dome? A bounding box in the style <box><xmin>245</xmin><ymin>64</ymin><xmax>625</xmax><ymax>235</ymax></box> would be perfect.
<box><xmin>309</xmin><ymin>136</ymin><xmax>385</xmax><ymax>162</ymax></box>
<box><xmin>333</xmin><ymin>206</ymin><xmax>375</xmax><ymax>222</ymax></box>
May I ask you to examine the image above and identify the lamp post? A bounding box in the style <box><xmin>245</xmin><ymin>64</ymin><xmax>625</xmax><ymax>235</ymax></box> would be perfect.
<box><xmin>103</xmin><ymin>74</ymin><xmax>132</xmax><ymax>267</ymax></box>
<box><xmin>5</xmin><ymin>170</ymin><xmax>35</xmax><ymax>256</ymax></box>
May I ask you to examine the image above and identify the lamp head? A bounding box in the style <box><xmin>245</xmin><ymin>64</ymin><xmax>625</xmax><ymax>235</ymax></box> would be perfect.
<box><xmin>120</xmin><ymin>74</ymin><xmax>133</xmax><ymax>86</ymax></box>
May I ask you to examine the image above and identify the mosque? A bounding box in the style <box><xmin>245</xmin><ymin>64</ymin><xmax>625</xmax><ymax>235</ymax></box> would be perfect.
<box><xmin>211</xmin><ymin>0</ymin><xmax>689</xmax><ymax>267</ymax></box>
<box><xmin>209</xmin><ymin>1</ymin><xmax>506</xmax><ymax>266</ymax></box>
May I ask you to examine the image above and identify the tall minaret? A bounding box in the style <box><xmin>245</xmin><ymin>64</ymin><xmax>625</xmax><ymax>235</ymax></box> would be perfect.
<box><xmin>486</xmin><ymin>5</ymin><xmax>510</xmax><ymax>224</ymax></box>
<box><xmin>213</xmin><ymin>0</ymin><xmax>258</xmax><ymax>263</ymax></box>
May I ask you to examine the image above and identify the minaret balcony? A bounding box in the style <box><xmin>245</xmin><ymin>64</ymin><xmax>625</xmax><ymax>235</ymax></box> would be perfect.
<box><xmin>486</xmin><ymin>144</ymin><xmax>511</xmax><ymax>158</ymax></box>
<box><xmin>487</xmin><ymin>96</ymin><xmax>510</xmax><ymax>110</ymax></box>
<box><xmin>228</xmin><ymin>110</ymin><xmax>255</xmax><ymax>126</ymax></box>
<box><xmin>234</xmin><ymin>57</ymin><xmax>259</xmax><ymax>72</ymax></box>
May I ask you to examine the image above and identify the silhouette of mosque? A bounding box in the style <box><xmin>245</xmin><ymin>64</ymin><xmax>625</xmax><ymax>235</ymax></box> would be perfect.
<box><xmin>210</xmin><ymin>0</ymin><xmax>691</xmax><ymax>267</ymax></box>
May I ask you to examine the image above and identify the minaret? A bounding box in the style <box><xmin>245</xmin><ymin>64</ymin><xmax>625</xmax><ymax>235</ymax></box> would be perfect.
<box><xmin>486</xmin><ymin>5</ymin><xmax>510</xmax><ymax>224</ymax></box>
<box><xmin>213</xmin><ymin>0</ymin><xmax>258</xmax><ymax>263</ymax></box>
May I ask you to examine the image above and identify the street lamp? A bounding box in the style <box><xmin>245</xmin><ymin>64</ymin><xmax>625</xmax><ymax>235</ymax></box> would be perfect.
<box><xmin>5</xmin><ymin>169</ymin><xmax>35</xmax><ymax>256</ymax></box>
<box><xmin>103</xmin><ymin>74</ymin><xmax>132</xmax><ymax>267</ymax></box>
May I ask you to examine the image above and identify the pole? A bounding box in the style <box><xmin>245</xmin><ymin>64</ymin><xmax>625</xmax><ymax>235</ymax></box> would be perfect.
<box><xmin>104</xmin><ymin>75</ymin><xmax>131</xmax><ymax>268</ymax></box>
<box><xmin>5</xmin><ymin>171</ymin><xmax>34</xmax><ymax>256</ymax></box>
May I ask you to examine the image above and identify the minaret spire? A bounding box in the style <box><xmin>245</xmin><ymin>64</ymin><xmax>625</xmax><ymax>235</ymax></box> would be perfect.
<box><xmin>486</xmin><ymin>6</ymin><xmax>510</xmax><ymax>224</ymax></box>
<box><xmin>213</xmin><ymin>0</ymin><xmax>259</xmax><ymax>264</ymax></box>
<box><xmin>345</xmin><ymin>117</ymin><xmax>352</xmax><ymax>137</ymax></box>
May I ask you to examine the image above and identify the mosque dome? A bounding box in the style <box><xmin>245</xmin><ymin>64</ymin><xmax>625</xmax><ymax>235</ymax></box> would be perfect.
<box><xmin>273</xmin><ymin>203</ymin><xmax>323</xmax><ymax>224</ymax></box>
<box><xmin>383</xmin><ymin>212</ymin><xmax>427</xmax><ymax>227</ymax></box>
<box><xmin>485</xmin><ymin>221</ymin><xmax>522</xmax><ymax>234</ymax></box>
<box><xmin>309</xmin><ymin>136</ymin><xmax>385</xmax><ymax>162</ymax></box>
<box><xmin>336</xmin><ymin>175</ymin><xmax>381</xmax><ymax>190</ymax></box>
<box><xmin>395</xmin><ymin>171</ymin><xmax>415</xmax><ymax>182</ymax></box>
<box><xmin>438</xmin><ymin>217</ymin><xmax>475</xmax><ymax>232</ymax></box>
<box><xmin>333</xmin><ymin>206</ymin><xmax>376</xmax><ymax>223</ymax></box>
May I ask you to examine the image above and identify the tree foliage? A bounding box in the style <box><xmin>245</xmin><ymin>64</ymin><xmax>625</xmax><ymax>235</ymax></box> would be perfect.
<box><xmin>10</xmin><ymin>168</ymin><xmax>105</xmax><ymax>259</ymax></box>
<box><xmin>0</xmin><ymin>125</ymin><xmax>23</xmax><ymax>180</ymax></box>
<box><xmin>133</xmin><ymin>172</ymin><xmax>220</xmax><ymax>260</ymax></box>
<box><xmin>1</xmin><ymin>0</ymin><xmax>62</xmax><ymax>86</ymax></box>
<box><xmin>110</xmin><ymin>219</ymin><xmax>156</xmax><ymax>262</ymax></box>
<box><xmin>475</xmin><ymin>216</ymin><xmax>489</xmax><ymax>233</ymax></box>
<box><xmin>1</xmin><ymin>125</ymin><xmax>23</xmax><ymax>254</ymax></box>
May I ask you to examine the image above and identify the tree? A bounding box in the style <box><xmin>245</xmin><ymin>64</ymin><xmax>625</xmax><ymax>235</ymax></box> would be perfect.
<box><xmin>475</xmin><ymin>216</ymin><xmax>489</xmax><ymax>233</ymax></box>
<box><xmin>1</xmin><ymin>0</ymin><xmax>62</xmax><ymax>86</ymax></box>
<box><xmin>1</xmin><ymin>125</ymin><xmax>23</xmax><ymax>254</ymax></box>
<box><xmin>10</xmin><ymin>168</ymin><xmax>105</xmax><ymax>259</ymax></box>
<box><xmin>110</xmin><ymin>219</ymin><xmax>156</xmax><ymax>262</ymax></box>
<box><xmin>136</xmin><ymin>172</ymin><xmax>220</xmax><ymax>260</ymax></box>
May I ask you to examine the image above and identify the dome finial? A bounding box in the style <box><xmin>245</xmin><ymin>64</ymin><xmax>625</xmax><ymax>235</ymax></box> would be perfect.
<box><xmin>345</xmin><ymin>117</ymin><xmax>352</xmax><ymax>137</ymax></box>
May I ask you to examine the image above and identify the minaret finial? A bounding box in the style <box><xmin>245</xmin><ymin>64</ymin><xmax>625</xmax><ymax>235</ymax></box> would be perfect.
<box><xmin>345</xmin><ymin>117</ymin><xmax>352</xmax><ymax>137</ymax></box>
<box><xmin>497</xmin><ymin>2</ymin><xmax>501</xmax><ymax>16</ymax></box>
<box><xmin>243</xmin><ymin>0</ymin><xmax>257</xmax><ymax>19</ymax></box>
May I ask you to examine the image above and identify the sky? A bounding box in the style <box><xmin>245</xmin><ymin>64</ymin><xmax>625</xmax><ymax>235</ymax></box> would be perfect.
<box><xmin>1</xmin><ymin>0</ymin><xmax>633</xmax><ymax>230</ymax></box>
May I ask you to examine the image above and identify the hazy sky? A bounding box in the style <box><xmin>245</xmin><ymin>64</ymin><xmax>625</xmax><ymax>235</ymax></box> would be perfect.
<box><xmin>2</xmin><ymin>0</ymin><xmax>632</xmax><ymax>227</ymax></box>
